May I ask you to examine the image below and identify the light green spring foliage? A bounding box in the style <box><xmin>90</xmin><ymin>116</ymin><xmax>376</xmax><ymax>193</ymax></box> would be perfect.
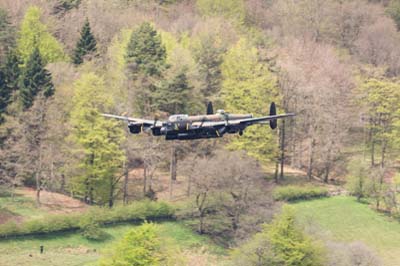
<box><xmin>221</xmin><ymin>38</ymin><xmax>278</xmax><ymax>163</ymax></box>
<box><xmin>360</xmin><ymin>78</ymin><xmax>400</xmax><ymax>149</ymax></box>
<box><xmin>266</xmin><ymin>206</ymin><xmax>325</xmax><ymax>266</ymax></box>
<box><xmin>346</xmin><ymin>159</ymin><xmax>371</xmax><ymax>200</ymax></box>
<box><xmin>17</xmin><ymin>6</ymin><xmax>66</xmax><ymax>65</ymax></box>
<box><xmin>232</xmin><ymin>206</ymin><xmax>325</xmax><ymax>266</ymax></box>
<box><xmin>107</xmin><ymin>28</ymin><xmax>133</xmax><ymax>104</ymax></box>
<box><xmin>69</xmin><ymin>72</ymin><xmax>125</xmax><ymax>205</ymax></box>
<box><xmin>196</xmin><ymin>0</ymin><xmax>246</xmax><ymax>25</ymax></box>
<box><xmin>99</xmin><ymin>222</ymin><xmax>184</xmax><ymax>266</ymax></box>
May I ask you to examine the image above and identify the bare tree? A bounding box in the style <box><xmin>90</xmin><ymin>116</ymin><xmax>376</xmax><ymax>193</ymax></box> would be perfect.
<box><xmin>278</xmin><ymin>39</ymin><xmax>354</xmax><ymax>181</ymax></box>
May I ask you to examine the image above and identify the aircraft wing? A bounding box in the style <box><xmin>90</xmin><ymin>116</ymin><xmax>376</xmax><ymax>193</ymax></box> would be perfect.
<box><xmin>202</xmin><ymin>113</ymin><xmax>295</xmax><ymax>127</ymax></box>
<box><xmin>238</xmin><ymin>113</ymin><xmax>295</xmax><ymax>124</ymax></box>
<box><xmin>101</xmin><ymin>114</ymin><xmax>164</xmax><ymax>127</ymax></box>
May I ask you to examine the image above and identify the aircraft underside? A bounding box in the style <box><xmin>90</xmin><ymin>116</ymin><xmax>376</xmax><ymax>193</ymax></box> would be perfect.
<box><xmin>165</xmin><ymin>128</ymin><xmax>223</xmax><ymax>140</ymax></box>
<box><xmin>128</xmin><ymin>123</ymin><xmax>241</xmax><ymax>140</ymax></box>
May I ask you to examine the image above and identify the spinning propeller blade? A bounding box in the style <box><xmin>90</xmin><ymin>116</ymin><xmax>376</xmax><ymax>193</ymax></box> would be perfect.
<box><xmin>269</xmin><ymin>102</ymin><xmax>277</xmax><ymax>129</ymax></box>
<box><xmin>207</xmin><ymin>101</ymin><xmax>214</xmax><ymax>115</ymax></box>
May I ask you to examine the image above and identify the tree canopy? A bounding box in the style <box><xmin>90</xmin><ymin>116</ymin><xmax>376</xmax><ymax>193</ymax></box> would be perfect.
<box><xmin>17</xmin><ymin>6</ymin><xmax>66</xmax><ymax>65</ymax></box>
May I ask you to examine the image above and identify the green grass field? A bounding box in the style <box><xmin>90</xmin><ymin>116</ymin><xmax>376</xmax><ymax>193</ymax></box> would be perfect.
<box><xmin>292</xmin><ymin>196</ymin><xmax>400</xmax><ymax>266</ymax></box>
<box><xmin>0</xmin><ymin>195</ymin><xmax>47</xmax><ymax>220</ymax></box>
<box><xmin>0</xmin><ymin>221</ymin><xmax>226</xmax><ymax>266</ymax></box>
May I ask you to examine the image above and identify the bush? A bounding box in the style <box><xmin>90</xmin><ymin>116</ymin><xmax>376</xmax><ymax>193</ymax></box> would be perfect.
<box><xmin>0</xmin><ymin>200</ymin><xmax>174</xmax><ymax>238</ymax></box>
<box><xmin>232</xmin><ymin>206</ymin><xmax>326</xmax><ymax>266</ymax></box>
<box><xmin>273</xmin><ymin>185</ymin><xmax>329</xmax><ymax>202</ymax></box>
<box><xmin>80</xmin><ymin>221</ymin><xmax>109</xmax><ymax>241</ymax></box>
<box><xmin>99</xmin><ymin>222</ymin><xmax>186</xmax><ymax>266</ymax></box>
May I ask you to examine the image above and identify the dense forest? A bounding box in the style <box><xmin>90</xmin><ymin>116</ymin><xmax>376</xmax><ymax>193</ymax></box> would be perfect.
<box><xmin>1</xmin><ymin>0</ymin><xmax>400</xmax><ymax>265</ymax></box>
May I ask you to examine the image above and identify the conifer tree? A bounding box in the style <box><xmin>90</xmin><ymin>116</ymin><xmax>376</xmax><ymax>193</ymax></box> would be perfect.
<box><xmin>125</xmin><ymin>22</ymin><xmax>166</xmax><ymax>76</ymax></box>
<box><xmin>20</xmin><ymin>47</ymin><xmax>54</xmax><ymax>109</ymax></box>
<box><xmin>153</xmin><ymin>70</ymin><xmax>193</xmax><ymax>114</ymax></box>
<box><xmin>0</xmin><ymin>8</ymin><xmax>15</xmax><ymax>61</ymax></box>
<box><xmin>72</xmin><ymin>18</ymin><xmax>97</xmax><ymax>65</ymax></box>
<box><xmin>3</xmin><ymin>49</ymin><xmax>21</xmax><ymax>92</ymax></box>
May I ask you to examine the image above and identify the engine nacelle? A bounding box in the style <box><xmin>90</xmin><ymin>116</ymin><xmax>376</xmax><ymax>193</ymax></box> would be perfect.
<box><xmin>128</xmin><ymin>123</ymin><xmax>142</xmax><ymax>134</ymax></box>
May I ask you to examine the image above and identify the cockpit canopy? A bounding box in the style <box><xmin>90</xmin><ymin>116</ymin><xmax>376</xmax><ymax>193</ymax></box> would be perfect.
<box><xmin>168</xmin><ymin>114</ymin><xmax>189</xmax><ymax>122</ymax></box>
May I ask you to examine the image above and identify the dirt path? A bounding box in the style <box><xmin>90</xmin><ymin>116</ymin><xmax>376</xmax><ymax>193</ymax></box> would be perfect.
<box><xmin>18</xmin><ymin>188</ymin><xmax>88</xmax><ymax>215</ymax></box>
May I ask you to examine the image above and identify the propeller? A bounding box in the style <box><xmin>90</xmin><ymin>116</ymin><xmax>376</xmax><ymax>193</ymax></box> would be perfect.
<box><xmin>207</xmin><ymin>101</ymin><xmax>214</xmax><ymax>115</ymax></box>
<box><xmin>269</xmin><ymin>102</ymin><xmax>278</xmax><ymax>129</ymax></box>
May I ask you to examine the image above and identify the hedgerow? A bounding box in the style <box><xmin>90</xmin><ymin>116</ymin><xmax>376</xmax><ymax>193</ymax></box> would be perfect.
<box><xmin>273</xmin><ymin>185</ymin><xmax>329</xmax><ymax>202</ymax></box>
<box><xmin>0</xmin><ymin>200</ymin><xmax>174</xmax><ymax>238</ymax></box>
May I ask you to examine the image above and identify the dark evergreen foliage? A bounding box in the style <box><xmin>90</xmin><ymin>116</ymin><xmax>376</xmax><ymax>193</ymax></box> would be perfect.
<box><xmin>19</xmin><ymin>47</ymin><xmax>54</xmax><ymax>109</ymax></box>
<box><xmin>72</xmin><ymin>18</ymin><xmax>97</xmax><ymax>65</ymax></box>
<box><xmin>125</xmin><ymin>22</ymin><xmax>166</xmax><ymax>76</ymax></box>
<box><xmin>3</xmin><ymin>50</ymin><xmax>21</xmax><ymax>92</ymax></box>
<box><xmin>153</xmin><ymin>71</ymin><xmax>193</xmax><ymax>114</ymax></box>
<box><xmin>0</xmin><ymin>50</ymin><xmax>20</xmax><ymax>122</ymax></box>
<box><xmin>52</xmin><ymin>0</ymin><xmax>81</xmax><ymax>16</ymax></box>
<box><xmin>0</xmin><ymin>8</ymin><xmax>15</xmax><ymax>61</ymax></box>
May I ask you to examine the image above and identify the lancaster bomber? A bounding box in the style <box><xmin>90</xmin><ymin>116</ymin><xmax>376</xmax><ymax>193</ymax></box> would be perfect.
<box><xmin>102</xmin><ymin>102</ymin><xmax>295</xmax><ymax>140</ymax></box>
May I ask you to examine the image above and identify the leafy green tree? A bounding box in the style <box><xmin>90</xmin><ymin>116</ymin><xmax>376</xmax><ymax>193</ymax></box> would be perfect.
<box><xmin>0</xmin><ymin>8</ymin><xmax>15</xmax><ymax>61</ymax></box>
<box><xmin>359</xmin><ymin>78</ymin><xmax>400</xmax><ymax>167</ymax></box>
<box><xmin>221</xmin><ymin>38</ymin><xmax>278</xmax><ymax>163</ymax></box>
<box><xmin>233</xmin><ymin>206</ymin><xmax>325</xmax><ymax>266</ymax></box>
<box><xmin>99</xmin><ymin>222</ymin><xmax>183</xmax><ymax>266</ymax></box>
<box><xmin>346</xmin><ymin>160</ymin><xmax>371</xmax><ymax>201</ymax></box>
<box><xmin>19</xmin><ymin>47</ymin><xmax>54</xmax><ymax>110</ymax></box>
<box><xmin>69</xmin><ymin>73</ymin><xmax>125</xmax><ymax>207</ymax></box>
<box><xmin>72</xmin><ymin>18</ymin><xmax>97</xmax><ymax>65</ymax></box>
<box><xmin>125</xmin><ymin>22</ymin><xmax>166</xmax><ymax>77</ymax></box>
<box><xmin>267</xmin><ymin>207</ymin><xmax>325</xmax><ymax>266</ymax></box>
<box><xmin>17</xmin><ymin>6</ymin><xmax>65</xmax><ymax>65</ymax></box>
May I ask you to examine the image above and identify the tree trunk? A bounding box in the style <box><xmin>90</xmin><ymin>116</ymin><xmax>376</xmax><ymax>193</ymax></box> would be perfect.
<box><xmin>170</xmin><ymin>144</ymin><xmax>177</xmax><ymax>181</ymax></box>
<box><xmin>324</xmin><ymin>165</ymin><xmax>331</xmax><ymax>183</ymax></box>
<box><xmin>108</xmin><ymin>179</ymin><xmax>114</xmax><ymax>208</ymax></box>
<box><xmin>187</xmin><ymin>174</ymin><xmax>192</xmax><ymax>197</ymax></box>
<box><xmin>279</xmin><ymin>119</ymin><xmax>286</xmax><ymax>181</ymax></box>
<box><xmin>169</xmin><ymin>143</ymin><xmax>177</xmax><ymax>200</ymax></box>
<box><xmin>35</xmin><ymin>144</ymin><xmax>42</xmax><ymax>207</ymax></box>
<box><xmin>123</xmin><ymin>162</ymin><xmax>129</xmax><ymax>205</ymax></box>
<box><xmin>60</xmin><ymin>174</ymin><xmax>65</xmax><ymax>193</ymax></box>
<box><xmin>35</xmin><ymin>172</ymin><xmax>41</xmax><ymax>207</ymax></box>
<box><xmin>307</xmin><ymin>138</ymin><xmax>316</xmax><ymax>180</ymax></box>
<box><xmin>143</xmin><ymin>164</ymin><xmax>147</xmax><ymax>195</ymax></box>
<box><xmin>199</xmin><ymin>214</ymin><xmax>205</xmax><ymax>234</ymax></box>
<box><xmin>381</xmin><ymin>140</ymin><xmax>387</xmax><ymax>169</ymax></box>
<box><xmin>274</xmin><ymin>160</ymin><xmax>279</xmax><ymax>183</ymax></box>
<box><xmin>371</xmin><ymin>140</ymin><xmax>375</xmax><ymax>167</ymax></box>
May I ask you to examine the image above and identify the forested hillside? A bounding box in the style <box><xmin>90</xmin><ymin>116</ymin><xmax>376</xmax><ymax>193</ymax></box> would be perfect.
<box><xmin>1</xmin><ymin>0</ymin><xmax>400</xmax><ymax>265</ymax></box>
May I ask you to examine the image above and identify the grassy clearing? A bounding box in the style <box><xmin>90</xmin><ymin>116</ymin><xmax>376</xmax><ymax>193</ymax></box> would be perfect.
<box><xmin>0</xmin><ymin>194</ymin><xmax>47</xmax><ymax>221</ymax></box>
<box><xmin>0</xmin><ymin>221</ymin><xmax>226</xmax><ymax>266</ymax></box>
<box><xmin>292</xmin><ymin>196</ymin><xmax>400</xmax><ymax>266</ymax></box>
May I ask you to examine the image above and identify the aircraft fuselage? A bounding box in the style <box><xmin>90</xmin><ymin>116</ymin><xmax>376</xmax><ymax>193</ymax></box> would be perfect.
<box><xmin>129</xmin><ymin>111</ymin><xmax>252</xmax><ymax>140</ymax></box>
